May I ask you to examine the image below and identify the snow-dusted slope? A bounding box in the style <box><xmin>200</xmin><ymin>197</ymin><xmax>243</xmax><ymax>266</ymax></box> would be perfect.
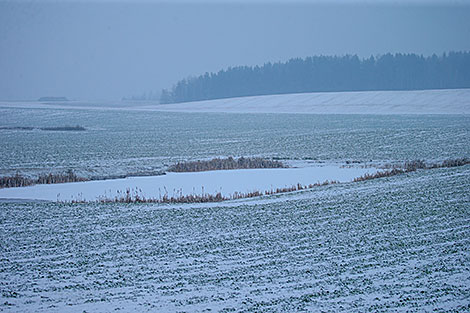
<box><xmin>151</xmin><ymin>89</ymin><xmax>470</xmax><ymax>114</ymax></box>
<box><xmin>1</xmin><ymin>89</ymin><xmax>469</xmax><ymax>114</ymax></box>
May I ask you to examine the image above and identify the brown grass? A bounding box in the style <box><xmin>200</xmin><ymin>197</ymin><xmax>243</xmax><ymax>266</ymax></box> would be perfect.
<box><xmin>168</xmin><ymin>157</ymin><xmax>288</xmax><ymax>173</ymax></box>
<box><xmin>353</xmin><ymin>168</ymin><xmax>408</xmax><ymax>182</ymax></box>
<box><xmin>70</xmin><ymin>180</ymin><xmax>339</xmax><ymax>204</ymax></box>
<box><xmin>0</xmin><ymin>170</ymin><xmax>88</xmax><ymax>188</ymax></box>
<box><xmin>355</xmin><ymin>158</ymin><xmax>470</xmax><ymax>183</ymax></box>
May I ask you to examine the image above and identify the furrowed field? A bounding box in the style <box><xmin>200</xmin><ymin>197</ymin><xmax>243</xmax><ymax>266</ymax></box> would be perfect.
<box><xmin>1</xmin><ymin>102</ymin><xmax>469</xmax><ymax>312</ymax></box>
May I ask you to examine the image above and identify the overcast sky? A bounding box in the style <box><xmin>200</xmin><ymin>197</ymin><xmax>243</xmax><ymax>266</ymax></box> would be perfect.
<box><xmin>1</xmin><ymin>0</ymin><xmax>470</xmax><ymax>100</ymax></box>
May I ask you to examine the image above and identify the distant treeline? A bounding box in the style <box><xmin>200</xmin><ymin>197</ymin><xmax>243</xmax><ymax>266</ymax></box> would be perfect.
<box><xmin>160</xmin><ymin>52</ymin><xmax>470</xmax><ymax>104</ymax></box>
<box><xmin>38</xmin><ymin>97</ymin><xmax>68</xmax><ymax>102</ymax></box>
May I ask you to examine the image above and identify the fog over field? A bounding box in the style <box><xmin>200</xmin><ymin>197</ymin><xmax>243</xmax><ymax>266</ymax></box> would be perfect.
<box><xmin>1</xmin><ymin>0</ymin><xmax>470</xmax><ymax>312</ymax></box>
<box><xmin>1</xmin><ymin>0</ymin><xmax>470</xmax><ymax>100</ymax></box>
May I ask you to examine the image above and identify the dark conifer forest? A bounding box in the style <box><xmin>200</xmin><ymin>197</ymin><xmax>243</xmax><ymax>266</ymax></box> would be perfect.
<box><xmin>160</xmin><ymin>52</ymin><xmax>470</xmax><ymax>104</ymax></box>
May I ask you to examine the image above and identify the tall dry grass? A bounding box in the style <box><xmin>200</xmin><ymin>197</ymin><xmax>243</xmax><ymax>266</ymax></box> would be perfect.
<box><xmin>70</xmin><ymin>180</ymin><xmax>339</xmax><ymax>204</ymax></box>
<box><xmin>355</xmin><ymin>158</ymin><xmax>470</xmax><ymax>183</ymax></box>
<box><xmin>168</xmin><ymin>157</ymin><xmax>287</xmax><ymax>173</ymax></box>
<box><xmin>0</xmin><ymin>170</ymin><xmax>88</xmax><ymax>188</ymax></box>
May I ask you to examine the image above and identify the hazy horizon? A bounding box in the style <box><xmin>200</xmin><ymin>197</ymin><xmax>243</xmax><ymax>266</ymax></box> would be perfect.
<box><xmin>1</xmin><ymin>0</ymin><xmax>470</xmax><ymax>101</ymax></box>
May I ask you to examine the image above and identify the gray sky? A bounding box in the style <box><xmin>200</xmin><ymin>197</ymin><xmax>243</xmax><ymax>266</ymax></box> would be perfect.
<box><xmin>1</xmin><ymin>0</ymin><xmax>470</xmax><ymax>100</ymax></box>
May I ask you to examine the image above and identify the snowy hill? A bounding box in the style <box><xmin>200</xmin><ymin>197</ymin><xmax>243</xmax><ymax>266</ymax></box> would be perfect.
<box><xmin>151</xmin><ymin>89</ymin><xmax>470</xmax><ymax>114</ymax></box>
<box><xmin>1</xmin><ymin>89</ymin><xmax>469</xmax><ymax>114</ymax></box>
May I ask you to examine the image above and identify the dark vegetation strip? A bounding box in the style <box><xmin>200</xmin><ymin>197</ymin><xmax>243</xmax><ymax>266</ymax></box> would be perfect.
<box><xmin>168</xmin><ymin>157</ymin><xmax>288</xmax><ymax>172</ymax></box>
<box><xmin>0</xmin><ymin>126</ymin><xmax>34</xmax><ymax>130</ymax></box>
<box><xmin>0</xmin><ymin>125</ymin><xmax>86</xmax><ymax>131</ymax></box>
<box><xmin>38</xmin><ymin>97</ymin><xmax>68</xmax><ymax>101</ymax></box>
<box><xmin>382</xmin><ymin>158</ymin><xmax>470</xmax><ymax>171</ymax></box>
<box><xmin>0</xmin><ymin>170</ymin><xmax>88</xmax><ymax>188</ymax></box>
<box><xmin>0</xmin><ymin>170</ymin><xmax>166</xmax><ymax>189</ymax></box>
<box><xmin>354</xmin><ymin>158</ymin><xmax>470</xmax><ymax>182</ymax></box>
<box><xmin>40</xmin><ymin>125</ymin><xmax>86</xmax><ymax>131</ymax></box>
<box><xmin>353</xmin><ymin>168</ymin><xmax>409</xmax><ymax>182</ymax></box>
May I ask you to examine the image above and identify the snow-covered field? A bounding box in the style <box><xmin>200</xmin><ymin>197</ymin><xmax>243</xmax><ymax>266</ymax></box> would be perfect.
<box><xmin>0</xmin><ymin>92</ymin><xmax>469</xmax><ymax>312</ymax></box>
<box><xmin>1</xmin><ymin>88</ymin><xmax>469</xmax><ymax>114</ymax></box>
<box><xmin>1</xmin><ymin>165</ymin><xmax>469</xmax><ymax>312</ymax></box>
<box><xmin>151</xmin><ymin>89</ymin><xmax>470</xmax><ymax>114</ymax></box>
<box><xmin>0</xmin><ymin>165</ymin><xmax>376</xmax><ymax>202</ymax></box>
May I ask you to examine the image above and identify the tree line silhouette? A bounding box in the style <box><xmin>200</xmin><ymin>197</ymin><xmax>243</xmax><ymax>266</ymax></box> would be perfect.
<box><xmin>160</xmin><ymin>52</ymin><xmax>470</xmax><ymax>104</ymax></box>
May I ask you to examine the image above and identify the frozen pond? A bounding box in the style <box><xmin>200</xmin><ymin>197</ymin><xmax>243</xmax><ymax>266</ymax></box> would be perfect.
<box><xmin>0</xmin><ymin>165</ymin><xmax>377</xmax><ymax>202</ymax></box>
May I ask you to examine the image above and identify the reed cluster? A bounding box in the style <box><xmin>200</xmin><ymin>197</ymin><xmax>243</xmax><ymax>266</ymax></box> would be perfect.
<box><xmin>0</xmin><ymin>173</ymin><xmax>34</xmax><ymax>188</ymax></box>
<box><xmin>381</xmin><ymin>158</ymin><xmax>470</xmax><ymax>171</ymax></box>
<box><xmin>0</xmin><ymin>170</ymin><xmax>88</xmax><ymax>188</ymax></box>
<box><xmin>40</xmin><ymin>125</ymin><xmax>86</xmax><ymax>131</ymax></box>
<box><xmin>353</xmin><ymin>168</ymin><xmax>408</xmax><ymax>182</ymax></box>
<box><xmin>355</xmin><ymin>158</ymin><xmax>470</xmax><ymax>183</ymax></box>
<box><xmin>168</xmin><ymin>157</ymin><xmax>288</xmax><ymax>173</ymax></box>
<box><xmin>0</xmin><ymin>125</ymin><xmax>86</xmax><ymax>131</ymax></box>
<box><xmin>71</xmin><ymin>180</ymin><xmax>338</xmax><ymax>204</ymax></box>
<box><xmin>435</xmin><ymin>158</ymin><xmax>470</xmax><ymax>168</ymax></box>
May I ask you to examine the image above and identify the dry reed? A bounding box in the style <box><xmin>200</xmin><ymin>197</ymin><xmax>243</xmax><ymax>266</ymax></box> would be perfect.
<box><xmin>168</xmin><ymin>157</ymin><xmax>288</xmax><ymax>173</ymax></box>
<box><xmin>70</xmin><ymin>180</ymin><xmax>339</xmax><ymax>204</ymax></box>
<box><xmin>0</xmin><ymin>170</ymin><xmax>88</xmax><ymax>188</ymax></box>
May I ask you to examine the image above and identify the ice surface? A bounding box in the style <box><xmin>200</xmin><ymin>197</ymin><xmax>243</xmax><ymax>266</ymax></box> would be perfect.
<box><xmin>0</xmin><ymin>165</ymin><xmax>376</xmax><ymax>202</ymax></box>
